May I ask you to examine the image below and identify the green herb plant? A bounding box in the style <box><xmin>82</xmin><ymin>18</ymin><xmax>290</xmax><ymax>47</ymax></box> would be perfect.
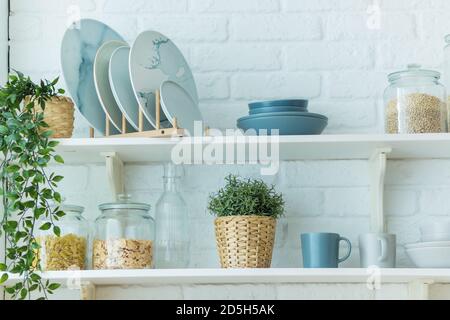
<box><xmin>0</xmin><ymin>71</ymin><xmax>66</xmax><ymax>299</ymax></box>
<box><xmin>208</xmin><ymin>174</ymin><xmax>284</xmax><ymax>218</ymax></box>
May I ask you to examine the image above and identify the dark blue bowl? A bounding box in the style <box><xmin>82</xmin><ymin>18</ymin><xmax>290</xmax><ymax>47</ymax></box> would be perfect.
<box><xmin>249</xmin><ymin>99</ymin><xmax>309</xmax><ymax>109</ymax></box>
<box><xmin>237</xmin><ymin>114</ymin><xmax>328</xmax><ymax>135</ymax></box>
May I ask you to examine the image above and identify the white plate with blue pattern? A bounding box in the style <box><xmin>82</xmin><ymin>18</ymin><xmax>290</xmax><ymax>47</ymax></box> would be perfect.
<box><xmin>61</xmin><ymin>19</ymin><xmax>125</xmax><ymax>135</ymax></box>
<box><xmin>129</xmin><ymin>30</ymin><xmax>198</xmax><ymax>129</ymax></box>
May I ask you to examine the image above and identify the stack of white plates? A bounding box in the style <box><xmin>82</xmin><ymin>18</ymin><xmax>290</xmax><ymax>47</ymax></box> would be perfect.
<box><xmin>405</xmin><ymin>221</ymin><xmax>450</xmax><ymax>268</ymax></box>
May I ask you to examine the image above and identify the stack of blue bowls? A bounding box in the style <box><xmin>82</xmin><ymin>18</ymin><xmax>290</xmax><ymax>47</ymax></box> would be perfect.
<box><xmin>237</xmin><ymin>100</ymin><xmax>328</xmax><ymax>135</ymax></box>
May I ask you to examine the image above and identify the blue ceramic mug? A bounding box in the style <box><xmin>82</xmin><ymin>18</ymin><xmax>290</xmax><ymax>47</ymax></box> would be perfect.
<box><xmin>301</xmin><ymin>233</ymin><xmax>352</xmax><ymax>268</ymax></box>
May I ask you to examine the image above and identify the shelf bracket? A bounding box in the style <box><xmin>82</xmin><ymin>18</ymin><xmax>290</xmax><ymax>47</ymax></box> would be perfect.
<box><xmin>369</xmin><ymin>148</ymin><xmax>392</xmax><ymax>233</ymax></box>
<box><xmin>408</xmin><ymin>279</ymin><xmax>433</xmax><ymax>300</ymax></box>
<box><xmin>80</xmin><ymin>281</ymin><xmax>96</xmax><ymax>300</ymax></box>
<box><xmin>102</xmin><ymin>152</ymin><xmax>124</xmax><ymax>200</ymax></box>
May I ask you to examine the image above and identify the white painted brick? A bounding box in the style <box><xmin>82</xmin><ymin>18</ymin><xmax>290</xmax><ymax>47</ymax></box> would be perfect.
<box><xmin>196</xmin><ymin>74</ymin><xmax>230</xmax><ymax>100</ymax></box>
<box><xmin>376</xmin><ymin>40</ymin><xmax>443</xmax><ymax>69</ymax></box>
<box><xmin>191</xmin><ymin>216</ymin><xmax>218</xmax><ymax>250</ymax></box>
<box><xmin>286</xmin><ymin>43</ymin><xmax>374</xmax><ymax>70</ymax></box>
<box><xmin>190</xmin><ymin>249</ymin><xmax>221</xmax><ymax>268</ymax></box>
<box><xmin>385</xmin><ymin>188</ymin><xmax>418</xmax><ymax>216</ymax></box>
<box><xmin>231</xmin><ymin>73</ymin><xmax>321</xmax><ymax>100</ymax></box>
<box><xmin>281</xmin><ymin>0</ymin><xmax>372</xmax><ymax>12</ymax></box>
<box><xmin>420</xmin><ymin>188</ymin><xmax>450</xmax><ymax>216</ymax></box>
<box><xmin>429</xmin><ymin>284</ymin><xmax>450</xmax><ymax>300</ymax></box>
<box><xmin>103</xmin><ymin>0</ymin><xmax>187</xmax><ymax>13</ymax></box>
<box><xmin>375</xmin><ymin>284</ymin><xmax>409</xmax><ymax>300</ymax></box>
<box><xmin>198</xmin><ymin>102</ymin><xmax>247</xmax><ymax>130</ymax></box>
<box><xmin>419</xmin><ymin>12</ymin><xmax>450</xmax><ymax>40</ymax></box>
<box><xmin>97</xmin><ymin>285</ymin><xmax>183</xmax><ymax>299</ymax></box>
<box><xmin>10</xmin><ymin>41</ymin><xmax>60</xmax><ymax>72</ymax></box>
<box><xmin>276</xmin><ymin>284</ymin><xmax>374</xmax><ymax>299</ymax></box>
<box><xmin>49</xmin><ymin>165</ymin><xmax>89</xmax><ymax>193</ymax></box>
<box><xmin>283</xmin><ymin>188</ymin><xmax>324</xmax><ymax>216</ymax></box>
<box><xmin>324</xmin><ymin>187</ymin><xmax>370</xmax><ymax>217</ymax></box>
<box><xmin>326</xmin><ymin>13</ymin><xmax>416</xmax><ymax>41</ymax></box>
<box><xmin>231</xmin><ymin>15</ymin><xmax>322</xmax><ymax>41</ymax></box>
<box><xmin>125</xmin><ymin>164</ymin><xmax>165</xmax><ymax>191</ymax></box>
<box><xmin>192</xmin><ymin>45</ymin><xmax>281</xmax><ymax>71</ymax></box>
<box><xmin>310</xmin><ymin>100</ymin><xmax>378</xmax><ymax>131</ymax></box>
<box><xmin>325</xmin><ymin>71</ymin><xmax>386</xmax><ymax>99</ymax></box>
<box><xmin>191</xmin><ymin>0</ymin><xmax>279</xmax><ymax>13</ymax></box>
<box><xmin>386</xmin><ymin>160</ymin><xmax>450</xmax><ymax>186</ymax></box>
<box><xmin>138</xmin><ymin>16</ymin><xmax>227</xmax><ymax>42</ymax></box>
<box><xmin>182</xmin><ymin>284</ymin><xmax>277</xmax><ymax>300</ymax></box>
<box><xmin>9</xmin><ymin>14</ymin><xmax>41</xmax><ymax>41</ymax></box>
<box><xmin>11</xmin><ymin>0</ymin><xmax>96</xmax><ymax>13</ymax></box>
<box><xmin>280</xmin><ymin>160</ymin><xmax>369</xmax><ymax>188</ymax></box>
<box><xmin>386</xmin><ymin>216</ymin><xmax>425</xmax><ymax>245</ymax></box>
<box><xmin>287</xmin><ymin>217</ymin><xmax>370</xmax><ymax>247</ymax></box>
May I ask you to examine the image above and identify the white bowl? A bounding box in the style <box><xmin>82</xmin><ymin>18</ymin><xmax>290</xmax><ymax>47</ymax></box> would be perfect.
<box><xmin>405</xmin><ymin>240</ymin><xmax>450</xmax><ymax>250</ymax></box>
<box><xmin>406</xmin><ymin>246</ymin><xmax>450</xmax><ymax>268</ymax></box>
<box><xmin>420</xmin><ymin>221</ymin><xmax>450</xmax><ymax>240</ymax></box>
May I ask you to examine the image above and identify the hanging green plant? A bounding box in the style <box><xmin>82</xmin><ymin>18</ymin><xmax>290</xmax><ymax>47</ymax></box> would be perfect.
<box><xmin>0</xmin><ymin>71</ymin><xmax>65</xmax><ymax>299</ymax></box>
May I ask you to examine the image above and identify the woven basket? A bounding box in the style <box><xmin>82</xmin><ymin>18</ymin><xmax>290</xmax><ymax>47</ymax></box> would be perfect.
<box><xmin>214</xmin><ymin>215</ymin><xmax>276</xmax><ymax>268</ymax></box>
<box><xmin>28</xmin><ymin>96</ymin><xmax>75</xmax><ymax>138</ymax></box>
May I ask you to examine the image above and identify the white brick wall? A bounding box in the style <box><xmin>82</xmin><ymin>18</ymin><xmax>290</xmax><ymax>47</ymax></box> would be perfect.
<box><xmin>7</xmin><ymin>0</ymin><xmax>450</xmax><ymax>299</ymax></box>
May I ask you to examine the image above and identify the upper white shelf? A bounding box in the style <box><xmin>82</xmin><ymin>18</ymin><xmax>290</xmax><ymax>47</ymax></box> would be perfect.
<box><xmin>55</xmin><ymin>134</ymin><xmax>450</xmax><ymax>164</ymax></box>
<box><xmin>3</xmin><ymin>268</ymin><xmax>450</xmax><ymax>286</ymax></box>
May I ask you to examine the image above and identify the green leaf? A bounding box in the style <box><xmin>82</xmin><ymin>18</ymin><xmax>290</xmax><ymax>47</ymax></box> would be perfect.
<box><xmin>48</xmin><ymin>283</ymin><xmax>60</xmax><ymax>290</ymax></box>
<box><xmin>0</xmin><ymin>273</ymin><xmax>9</xmax><ymax>284</ymax></box>
<box><xmin>52</xmin><ymin>175</ymin><xmax>64</xmax><ymax>182</ymax></box>
<box><xmin>53</xmin><ymin>155</ymin><xmax>64</xmax><ymax>164</ymax></box>
<box><xmin>58</xmin><ymin>88</ymin><xmax>65</xmax><ymax>94</ymax></box>
<box><xmin>30</xmin><ymin>273</ymin><xmax>41</xmax><ymax>281</ymax></box>
<box><xmin>5</xmin><ymin>287</ymin><xmax>15</xmax><ymax>294</ymax></box>
<box><xmin>6</xmin><ymin>165</ymin><xmax>20</xmax><ymax>173</ymax></box>
<box><xmin>39</xmin><ymin>222</ymin><xmax>51</xmax><ymax>231</ymax></box>
<box><xmin>53</xmin><ymin>226</ymin><xmax>61</xmax><ymax>237</ymax></box>
<box><xmin>0</xmin><ymin>125</ymin><xmax>8</xmax><ymax>134</ymax></box>
<box><xmin>19</xmin><ymin>288</ymin><xmax>27</xmax><ymax>300</ymax></box>
<box><xmin>48</xmin><ymin>140</ymin><xmax>59</xmax><ymax>148</ymax></box>
<box><xmin>0</xmin><ymin>263</ymin><xmax>7</xmax><ymax>271</ymax></box>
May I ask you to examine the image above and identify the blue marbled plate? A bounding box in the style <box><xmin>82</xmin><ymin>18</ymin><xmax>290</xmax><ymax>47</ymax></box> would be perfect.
<box><xmin>61</xmin><ymin>19</ymin><xmax>125</xmax><ymax>135</ymax></box>
<box><xmin>129</xmin><ymin>30</ymin><xmax>198</xmax><ymax>129</ymax></box>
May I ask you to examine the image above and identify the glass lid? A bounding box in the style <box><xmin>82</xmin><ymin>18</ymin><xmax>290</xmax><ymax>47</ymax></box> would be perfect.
<box><xmin>388</xmin><ymin>64</ymin><xmax>440</xmax><ymax>83</ymax></box>
<box><xmin>99</xmin><ymin>194</ymin><xmax>151</xmax><ymax>211</ymax></box>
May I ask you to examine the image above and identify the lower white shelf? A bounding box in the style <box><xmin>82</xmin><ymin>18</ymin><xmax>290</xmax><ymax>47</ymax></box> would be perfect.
<box><xmin>4</xmin><ymin>268</ymin><xmax>450</xmax><ymax>286</ymax></box>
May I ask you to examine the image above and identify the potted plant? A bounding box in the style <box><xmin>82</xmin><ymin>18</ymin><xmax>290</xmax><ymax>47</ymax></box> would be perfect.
<box><xmin>208</xmin><ymin>174</ymin><xmax>284</xmax><ymax>268</ymax></box>
<box><xmin>0</xmin><ymin>71</ymin><xmax>65</xmax><ymax>299</ymax></box>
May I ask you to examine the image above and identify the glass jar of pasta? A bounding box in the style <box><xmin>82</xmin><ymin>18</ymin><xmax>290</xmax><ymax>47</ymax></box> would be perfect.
<box><xmin>37</xmin><ymin>204</ymin><xmax>88</xmax><ymax>271</ymax></box>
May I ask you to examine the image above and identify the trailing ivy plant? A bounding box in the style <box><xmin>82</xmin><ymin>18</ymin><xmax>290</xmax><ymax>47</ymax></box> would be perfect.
<box><xmin>208</xmin><ymin>174</ymin><xmax>284</xmax><ymax>218</ymax></box>
<box><xmin>0</xmin><ymin>71</ymin><xmax>66</xmax><ymax>299</ymax></box>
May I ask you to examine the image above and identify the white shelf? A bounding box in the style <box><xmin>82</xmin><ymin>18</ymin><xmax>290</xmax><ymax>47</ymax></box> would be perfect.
<box><xmin>55</xmin><ymin>134</ymin><xmax>450</xmax><ymax>164</ymax></box>
<box><xmin>4</xmin><ymin>268</ymin><xmax>450</xmax><ymax>286</ymax></box>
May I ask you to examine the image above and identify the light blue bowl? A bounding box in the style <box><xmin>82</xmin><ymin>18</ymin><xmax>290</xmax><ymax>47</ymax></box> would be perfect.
<box><xmin>237</xmin><ymin>114</ymin><xmax>328</xmax><ymax>135</ymax></box>
<box><xmin>249</xmin><ymin>106</ymin><xmax>307</xmax><ymax>115</ymax></box>
<box><xmin>249</xmin><ymin>99</ymin><xmax>309</xmax><ymax>109</ymax></box>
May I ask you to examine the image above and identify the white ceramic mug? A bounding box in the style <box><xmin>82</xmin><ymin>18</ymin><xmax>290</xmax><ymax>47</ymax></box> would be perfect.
<box><xmin>358</xmin><ymin>233</ymin><xmax>396</xmax><ymax>268</ymax></box>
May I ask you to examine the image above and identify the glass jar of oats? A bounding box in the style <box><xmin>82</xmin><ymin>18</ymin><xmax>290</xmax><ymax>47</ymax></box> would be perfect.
<box><xmin>37</xmin><ymin>204</ymin><xmax>88</xmax><ymax>271</ymax></box>
<box><xmin>93</xmin><ymin>195</ymin><xmax>155</xmax><ymax>270</ymax></box>
<box><xmin>384</xmin><ymin>64</ymin><xmax>447</xmax><ymax>134</ymax></box>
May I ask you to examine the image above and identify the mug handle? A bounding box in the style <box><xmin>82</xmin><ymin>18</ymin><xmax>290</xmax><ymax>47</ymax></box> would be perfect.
<box><xmin>338</xmin><ymin>237</ymin><xmax>352</xmax><ymax>263</ymax></box>
<box><xmin>378</xmin><ymin>237</ymin><xmax>388</xmax><ymax>262</ymax></box>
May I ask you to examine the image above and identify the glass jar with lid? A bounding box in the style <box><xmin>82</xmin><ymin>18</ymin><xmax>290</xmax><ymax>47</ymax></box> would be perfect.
<box><xmin>92</xmin><ymin>195</ymin><xmax>155</xmax><ymax>270</ymax></box>
<box><xmin>37</xmin><ymin>204</ymin><xmax>88</xmax><ymax>271</ymax></box>
<box><xmin>384</xmin><ymin>64</ymin><xmax>447</xmax><ymax>134</ymax></box>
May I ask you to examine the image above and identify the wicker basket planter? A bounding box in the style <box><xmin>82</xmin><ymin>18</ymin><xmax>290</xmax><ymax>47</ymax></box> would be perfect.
<box><xmin>28</xmin><ymin>96</ymin><xmax>75</xmax><ymax>138</ymax></box>
<box><xmin>214</xmin><ymin>215</ymin><xmax>276</xmax><ymax>268</ymax></box>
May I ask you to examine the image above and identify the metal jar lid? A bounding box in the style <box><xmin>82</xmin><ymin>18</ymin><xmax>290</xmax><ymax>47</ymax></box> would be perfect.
<box><xmin>99</xmin><ymin>194</ymin><xmax>151</xmax><ymax>211</ymax></box>
<box><xmin>388</xmin><ymin>64</ymin><xmax>441</xmax><ymax>83</ymax></box>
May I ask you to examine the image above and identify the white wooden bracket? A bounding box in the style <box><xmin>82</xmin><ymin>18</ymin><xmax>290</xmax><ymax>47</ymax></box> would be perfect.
<box><xmin>369</xmin><ymin>148</ymin><xmax>392</xmax><ymax>233</ymax></box>
<box><xmin>102</xmin><ymin>152</ymin><xmax>124</xmax><ymax>200</ymax></box>
<box><xmin>80</xmin><ymin>281</ymin><xmax>96</xmax><ymax>300</ymax></box>
<box><xmin>408</xmin><ymin>279</ymin><xmax>433</xmax><ymax>300</ymax></box>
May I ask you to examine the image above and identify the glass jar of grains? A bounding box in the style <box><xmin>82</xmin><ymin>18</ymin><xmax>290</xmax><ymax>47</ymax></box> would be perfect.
<box><xmin>384</xmin><ymin>64</ymin><xmax>447</xmax><ymax>134</ymax></box>
<box><xmin>37</xmin><ymin>204</ymin><xmax>88</xmax><ymax>271</ymax></box>
<box><xmin>93</xmin><ymin>195</ymin><xmax>155</xmax><ymax>270</ymax></box>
